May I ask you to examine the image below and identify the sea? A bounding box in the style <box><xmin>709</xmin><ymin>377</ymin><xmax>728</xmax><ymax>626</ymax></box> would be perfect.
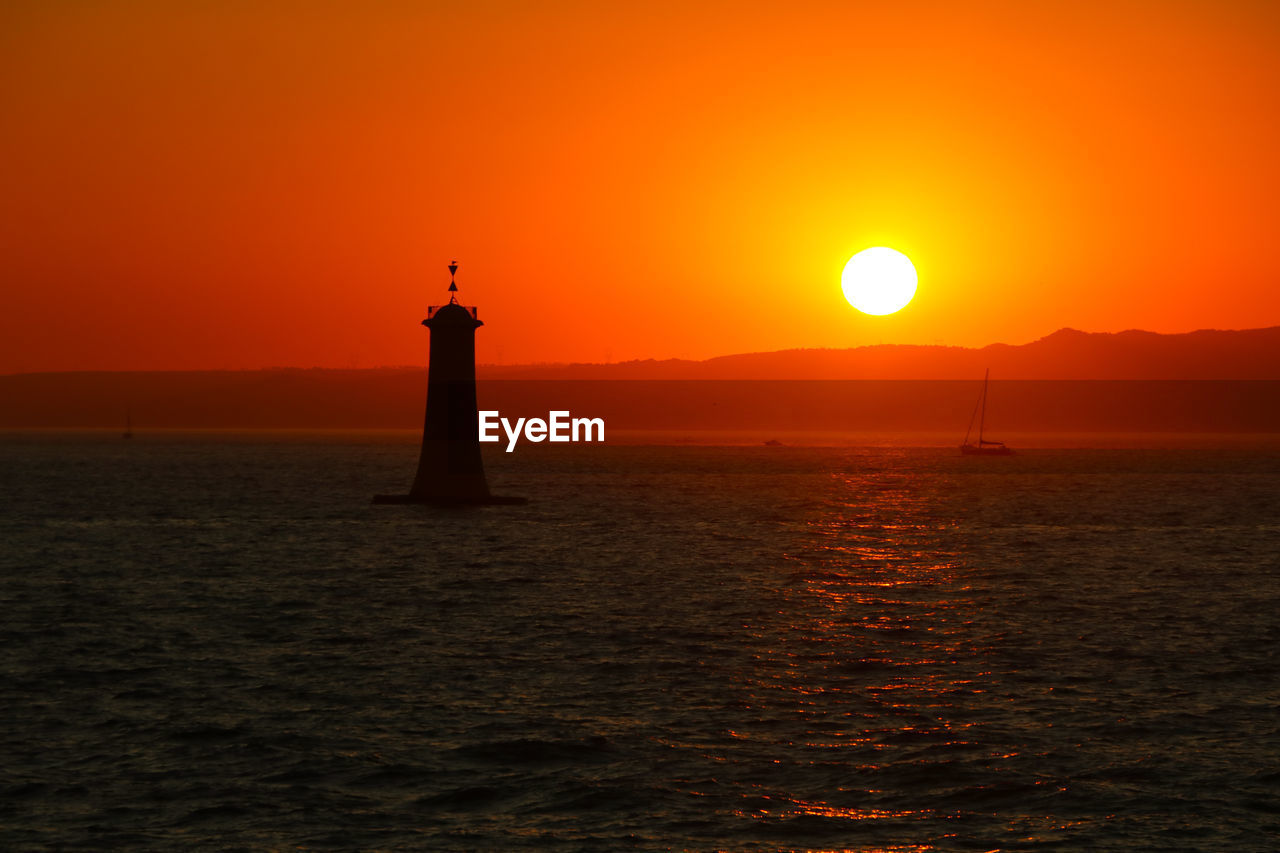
<box><xmin>2</xmin><ymin>432</ymin><xmax>1278</xmax><ymax>852</ymax></box>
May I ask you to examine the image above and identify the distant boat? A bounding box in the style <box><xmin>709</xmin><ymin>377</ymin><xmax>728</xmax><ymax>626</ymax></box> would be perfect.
<box><xmin>123</xmin><ymin>410</ymin><xmax>133</xmax><ymax>440</ymax></box>
<box><xmin>763</xmin><ymin>439</ymin><xmax>784</xmax><ymax>447</ymax></box>
<box><xmin>960</xmin><ymin>369</ymin><xmax>1013</xmax><ymax>456</ymax></box>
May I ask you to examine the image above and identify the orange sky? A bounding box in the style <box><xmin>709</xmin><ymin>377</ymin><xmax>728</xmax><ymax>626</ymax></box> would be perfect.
<box><xmin>2</xmin><ymin>0</ymin><xmax>1279</xmax><ymax>372</ymax></box>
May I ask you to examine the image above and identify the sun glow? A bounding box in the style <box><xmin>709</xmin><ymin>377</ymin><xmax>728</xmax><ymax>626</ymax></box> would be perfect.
<box><xmin>841</xmin><ymin>247</ymin><xmax>918</xmax><ymax>315</ymax></box>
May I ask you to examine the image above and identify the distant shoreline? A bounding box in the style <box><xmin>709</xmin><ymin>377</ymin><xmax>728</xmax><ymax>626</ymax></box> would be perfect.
<box><xmin>3</xmin><ymin>427</ymin><xmax>1279</xmax><ymax>451</ymax></box>
<box><xmin>3</xmin><ymin>376</ymin><xmax>1278</xmax><ymax>434</ymax></box>
<box><xmin>6</xmin><ymin>324</ymin><xmax>1280</xmax><ymax>381</ymax></box>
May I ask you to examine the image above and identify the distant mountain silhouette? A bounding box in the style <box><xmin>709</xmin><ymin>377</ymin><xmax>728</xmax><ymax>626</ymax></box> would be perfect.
<box><xmin>3</xmin><ymin>327</ymin><xmax>1280</xmax><ymax>431</ymax></box>
<box><xmin>478</xmin><ymin>326</ymin><xmax>1280</xmax><ymax>380</ymax></box>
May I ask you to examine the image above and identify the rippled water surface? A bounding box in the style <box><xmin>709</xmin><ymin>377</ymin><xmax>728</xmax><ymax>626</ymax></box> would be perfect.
<box><xmin>2</xmin><ymin>434</ymin><xmax>1278</xmax><ymax>851</ymax></box>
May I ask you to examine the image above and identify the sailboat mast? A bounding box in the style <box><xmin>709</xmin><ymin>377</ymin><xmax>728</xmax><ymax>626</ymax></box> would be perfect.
<box><xmin>978</xmin><ymin>368</ymin><xmax>989</xmax><ymax>444</ymax></box>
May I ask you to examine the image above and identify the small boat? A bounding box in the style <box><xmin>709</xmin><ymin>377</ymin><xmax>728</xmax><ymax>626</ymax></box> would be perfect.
<box><xmin>763</xmin><ymin>439</ymin><xmax>784</xmax><ymax>447</ymax></box>
<box><xmin>960</xmin><ymin>369</ymin><xmax>1013</xmax><ymax>456</ymax></box>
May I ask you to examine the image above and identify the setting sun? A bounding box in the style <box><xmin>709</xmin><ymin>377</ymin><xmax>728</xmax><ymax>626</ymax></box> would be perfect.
<box><xmin>841</xmin><ymin>247</ymin><xmax>918</xmax><ymax>316</ymax></box>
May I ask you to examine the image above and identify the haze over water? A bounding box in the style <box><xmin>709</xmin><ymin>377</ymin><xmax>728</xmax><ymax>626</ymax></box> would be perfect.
<box><xmin>2</xmin><ymin>434</ymin><xmax>1278</xmax><ymax>851</ymax></box>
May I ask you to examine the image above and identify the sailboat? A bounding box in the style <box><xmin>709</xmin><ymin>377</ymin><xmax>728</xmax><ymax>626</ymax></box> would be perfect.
<box><xmin>123</xmin><ymin>410</ymin><xmax>134</xmax><ymax>440</ymax></box>
<box><xmin>960</xmin><ymin>369</ymin><xmax>1013</xmax><ymax>456</ymax></box>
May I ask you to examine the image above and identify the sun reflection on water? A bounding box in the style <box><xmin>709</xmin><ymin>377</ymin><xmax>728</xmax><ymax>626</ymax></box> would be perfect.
<box><xmin>717</xmin><ymin>462</ymin><xmax>1020</xmax><ymax>844</ymax></box>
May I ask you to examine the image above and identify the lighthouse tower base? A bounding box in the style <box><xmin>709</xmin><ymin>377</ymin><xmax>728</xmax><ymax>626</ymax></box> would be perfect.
<box><xmin>371</xmin><ymin>493</ymin><xmax>527</xmax><ymax>506</ymax></box>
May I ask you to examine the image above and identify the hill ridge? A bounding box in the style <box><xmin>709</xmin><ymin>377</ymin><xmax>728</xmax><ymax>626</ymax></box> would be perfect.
<box><xmin>472</xmin><ymin>325</ymin><xmax>1280</xmax><ymax>380</ymax></box>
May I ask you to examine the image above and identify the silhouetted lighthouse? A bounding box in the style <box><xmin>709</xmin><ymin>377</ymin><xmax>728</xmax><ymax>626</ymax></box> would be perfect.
<box><xmin>374</xmin><ymin>263</ymin><xmax>523</xmax><ymax>505</ymax></box>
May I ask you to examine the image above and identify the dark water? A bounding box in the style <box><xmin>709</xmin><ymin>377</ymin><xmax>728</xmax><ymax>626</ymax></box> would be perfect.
<box><xmin>2</xmin><ymin>434</ymin><xmax>1278</xmax><ymax>851</ymax></box>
